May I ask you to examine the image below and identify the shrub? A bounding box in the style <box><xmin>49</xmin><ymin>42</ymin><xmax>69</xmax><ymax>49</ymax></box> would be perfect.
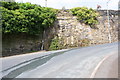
<box><xmin>1</xmin><ymin>1</ymin><xmax>57</xmax><ymax>35</ymax></box>
<box><xmin>70</xmin><ymin>7</ymin><xmax>99</xmax><ymax>27</ymax></box>
<box><xmin>49</xmin><ymin>36</ymin><xmax>62</xmax><ymax>50</ymax></box>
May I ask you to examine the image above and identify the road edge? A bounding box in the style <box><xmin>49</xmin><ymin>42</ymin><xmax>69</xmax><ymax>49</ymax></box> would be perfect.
<box><xmin>90</xmin><ymin>52</ymin><xmax>115</xmax><ymax>78</ymax></box>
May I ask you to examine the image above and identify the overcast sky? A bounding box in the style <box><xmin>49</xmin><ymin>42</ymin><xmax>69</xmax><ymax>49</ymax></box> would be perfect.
<box><xmin>15</xmin><ymin>0</ymin><xmax>119</xmax><ymax>10</ymax></box>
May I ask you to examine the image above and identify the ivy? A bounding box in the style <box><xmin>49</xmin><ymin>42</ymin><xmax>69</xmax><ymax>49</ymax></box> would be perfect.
<box><xmin>70</xmin><ymin>7</ymin><xmax>99</xmax><ymax>27</ymax></box>
<box><xmin>1</xmin><ymin>1</ymin><xmax>57</xmax><ymax>35</ymax></box>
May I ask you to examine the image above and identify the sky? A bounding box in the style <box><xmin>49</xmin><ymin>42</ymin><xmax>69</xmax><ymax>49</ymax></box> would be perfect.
<box><xmin>15</xmin><ymin>0</ymin><xmax>119</xmax><ymax>10</ymax></box>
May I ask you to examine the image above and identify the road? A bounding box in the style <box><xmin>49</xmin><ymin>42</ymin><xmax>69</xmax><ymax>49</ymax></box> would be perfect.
<box><xmin>94</xmin><ymin>53</ymin><xmax>118</xmax><ymax>78</ymax></box>
<box><xmin>0</xmin><ymin>42</ymin><xmax>118</xmax><ymax>78</ymax></box>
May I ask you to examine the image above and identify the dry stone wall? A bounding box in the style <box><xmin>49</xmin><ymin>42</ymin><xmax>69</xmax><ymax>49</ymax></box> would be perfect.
<box><xmin>91</xmin><ymin>15</ymin><xmax>118</xmax><ymax>44</ymax></box>
<box><xmin>54</xmin><ymin>10</ymin><xmax>118</xmax><ymax>48</ymax></box>
<box><xmin>55</xmin><ymin>10</ymin><xmax>92</xmax><ymax>48</ymax></box>
<box><xmin>2</xmin><ymin>10</ymin><xmax>118</xmax><ymax>57</ymax></box>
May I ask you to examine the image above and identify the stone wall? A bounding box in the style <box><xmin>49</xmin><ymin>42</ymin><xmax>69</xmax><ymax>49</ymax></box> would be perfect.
<box><xmin>91</xmin><ymin>14</ymin><xmax>118</xmax><ymax>44</ymax></box>
<box><xmin>53</xmin><ymin>10</ymin><xmax>118</xmax><ymax>48</ymax></box>
<box><xmin>55</xmin><ymin>10</ymin><xmax>93</xmax><ymax>48</ymax></box>
<box><xmin>2</xmin><ymin>33</ymin><xmax>42</xmax><ymax>57</ymax></box>
<box><xmin>2</xmin><ymin>10</ymin><xmax>118</xmax><ymax>57</ymax></box>
<box><xmin>2</xmin><ymin>25</ymin><xmax>57</xmax><ymax>57</ymax></box>
<box><xmin>91</xmin><ymin>10</ymin><xmax>118</xmax><ymax>44</ymax></box>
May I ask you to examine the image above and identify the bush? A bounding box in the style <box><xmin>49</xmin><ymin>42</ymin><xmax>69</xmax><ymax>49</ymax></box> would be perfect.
<box><xmin>1</xmin><ymin>1</ymin><xmax>57</xmax><ymax>35</ymax></box>
<box><xmin>49</xmin><ymin>36</ymin><xmax>62</xmax><ymax>50</ymax></box>
<box><xmin>70</xmin><ymin>7</ymin><xmax>99</xmax><ymax>27</ymax></box>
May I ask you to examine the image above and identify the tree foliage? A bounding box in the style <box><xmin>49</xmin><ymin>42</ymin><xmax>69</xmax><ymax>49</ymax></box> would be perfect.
<box><xmin>70</xmin><ymin>7</ymin><xmax>99</xmax><ymax>27</ymax></box>
<box><xmin>1</xmin><ymin>1</ymin><xmax>57</xmax><ymax>35</ymax></box>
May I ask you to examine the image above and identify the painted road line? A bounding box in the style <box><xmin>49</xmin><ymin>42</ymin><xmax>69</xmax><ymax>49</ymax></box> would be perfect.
<box><xmin>90</xmin><ymin>52</ymin><xmax>115</xmax><ymax>78</ymax></box>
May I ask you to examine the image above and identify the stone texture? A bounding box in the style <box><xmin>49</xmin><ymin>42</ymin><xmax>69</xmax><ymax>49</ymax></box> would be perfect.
<box><xmin>2</xmin><ymin>10</ymin><xmax>118</xmax><ymax>57</ymax></box>
<box><xmin>55</xmin><ymin>10</ymin><xmax>93</xmax><ymax>48</ymax></box>
<box><xmin>54</xmin><ymin>10</ymin><xmax>118</xmax><ymax>48</ymax></box>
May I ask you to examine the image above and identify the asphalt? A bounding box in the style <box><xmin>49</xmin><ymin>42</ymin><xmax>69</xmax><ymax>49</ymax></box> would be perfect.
<box><xmin>0</xmin><ymin>42</ymin><xmax>118</xmax><ymax>78</ymax></box>
<box><xmin>94</xmin><ymin>53</ymin><xmax>118</xmax><ymax>78</ymax></box>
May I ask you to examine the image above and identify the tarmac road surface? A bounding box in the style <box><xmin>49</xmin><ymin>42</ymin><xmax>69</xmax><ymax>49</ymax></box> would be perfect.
<box><xmin>0</xmin><ymin>42</ymin><xmax>118</xmax><ymax>78</ymax></box>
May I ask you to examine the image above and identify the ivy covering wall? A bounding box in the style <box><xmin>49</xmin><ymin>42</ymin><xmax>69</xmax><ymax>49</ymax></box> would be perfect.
<box><xmin>70</xmin><ymin>7</ymin><xmax>99</xmax><ymax>27</ymax></box>
<box><xmin>1</xmin><ymin>1</ymin><xmax>57</xmax><ymax>35</ymax></box>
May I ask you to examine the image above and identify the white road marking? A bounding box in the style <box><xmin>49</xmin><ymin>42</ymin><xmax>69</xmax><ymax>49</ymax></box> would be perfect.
<box><xmin>90</xmin><ymin>52</ymin><xmax>115</xmax><ymax>78</ymax></box>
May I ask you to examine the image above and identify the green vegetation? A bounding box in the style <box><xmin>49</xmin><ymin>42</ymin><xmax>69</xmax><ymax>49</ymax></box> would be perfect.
<box><xmin>70</xmin><ymin>7</ymin><xmax>99</xmax><ymax>27</ymax></box>
<box><xmin>49</xmin><ymin>36</ymin><xmax>62</xmax><ymax>50</ymax></box>
<box><xmin>1</xmin><ymin>1</ymin><xmax>57</xmax><ymax>35</ymax></box>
